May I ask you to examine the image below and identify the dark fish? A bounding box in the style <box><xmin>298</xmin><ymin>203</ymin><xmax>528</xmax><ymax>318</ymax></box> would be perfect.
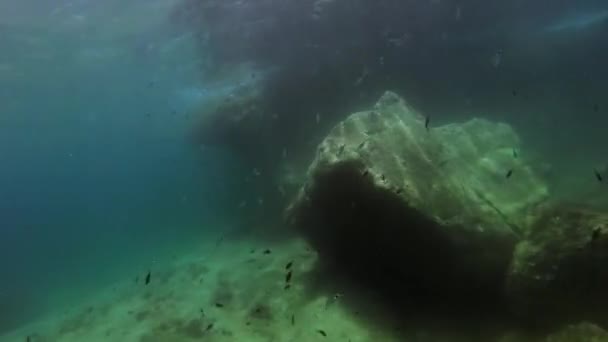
<box><xmin>338</xmin><ymin>144</ymin><xmax>345</xmax><ymax>155</ymax></box>
<box><xmin>135</xmin><ymin>276</ymin><xmax>139</xmax><ymax>283</ymax></box>
<box><xmin>594</xmin><ymin>169</ymin><xmax>603</xmax><ymax>182</ymax></box>
<box><xmin>381</xmin><ymin>174</ymin><xmax>386</xmax><ymax>182</ymax></box>
<box><xmin>206</xmin><ymin>323</ymin><xmax>214</xmax><ymax>331</ymax></box>
<box><xmin>592</xmin><ymin>227</ymin><xmax>601</xmax><ymax>242</ymax></box>
<box><xmin>362</xmin><ymin>170</ymin><xmax>369</xmax><ymax>177</ymax></box>
<box><xmin>284</xmin><ymin>284</ymin><xmax>291</xmax><ymax>290</ymax></box>
<box><xmin>147</xmin><ymin>81</ymin><xmax>155</xmax><ymax>88</ymax></box>
<box><xmin>285</xmin><ymin>261</ymin><xmax>293</xmax><ymax>270</ymax></box>
<box><xmin>317</xmin><ymin>329</ymin><xmax>327</xmax><ymax>337</ymax></box>
<box><xmin>512</xmin><ymin>90</ymin><xmax>518</xmax><ymax>97</ymax></box>
<box><xmin>145</xmin><ymin>113</ymin><xmax>151</xmax><ymax>118</ymax></box>
<box><xmin>395</xmin><ymin>188</ymin><xmax>403</xmax><ymax>194</ymax></box>
<box><xmin>357</xmin><ymin>141</ymin><xmax>366</xmax><ymax>149</ymax></box>
<box><xmin>593</xmin><ymin>104</ymin><xmax>599</xmax><ymax>112</ymax></box>
<box><xmin>291</xmin><ymin>314</ymin><xmax>295</xmax><ymax>326</ymax></box>
<box><xmin>285</xmin><ymin>271</ymin><xmax>293</xmax><ymax>283</ymax></box>
<box><xmin>424</xmin><ymin>116</ymin><xmax>430</xmax><ymax>131</ymax></box>
<box><xmin>215</xmin><ymin>303</ymin><xmax>224</xmax><ymax>308</ymax></box>
<box><xmin>505</xmin><ymin>169</ymin><xmax>513</xmax><ymax>179</ymax></box>
<box><xmin>512</xmin><ymin>149</ymin><xmax>518</xmax><ymax>158</ymax></box>
<box><xmin>145</xmin><ymin>271</ymin><xmax>151</xmax><ymax>285</ymax></box>
<box><xmin>263</xmin><ymin>249</ymin><xmax>272</xmax><ymax>255</ymax></box>
<box><xmin>26</xmin><ymin>336</ymin><xmax>31</xmax><ymax>342</ymax></box>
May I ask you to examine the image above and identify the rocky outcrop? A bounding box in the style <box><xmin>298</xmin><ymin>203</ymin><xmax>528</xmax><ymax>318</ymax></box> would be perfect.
<box><xmin>544</xmin><ymin>322</ymin><xmax>608</xmax><ymax>342</ymax></box>
<box><xmin>286</xmin><ymin>91</ymin><xmax>548</xmax><ymax>304</ymax></box>
<box><xmin>506</xmin><ymin>204</ymin><xmax>608</xmax><ymax>326</ymax></box>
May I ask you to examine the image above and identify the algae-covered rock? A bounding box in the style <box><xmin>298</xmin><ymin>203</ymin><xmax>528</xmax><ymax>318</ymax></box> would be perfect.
<box><xmin>544</xmin><ymin>322</ymin><xmax>608</xmax><ymax>342</ymax></box>
<box><xmin>287</xmin><ymin>91</ymin><xmax>548</xmax><ymax>302</ymax></box>
<box><xmin>506</xmin><ymin>204</ymin><xmax>608</xmax><ymax>326</ymax></box>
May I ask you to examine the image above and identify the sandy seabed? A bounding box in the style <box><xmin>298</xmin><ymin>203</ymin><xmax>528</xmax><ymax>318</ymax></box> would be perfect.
<box><xmin>0</xmin><ymin>234</ymin><xmax>387</xmax><ymax>342</ymax></box>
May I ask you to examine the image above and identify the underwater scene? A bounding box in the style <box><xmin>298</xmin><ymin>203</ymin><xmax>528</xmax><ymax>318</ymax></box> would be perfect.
<box><xmin>1</xmin><ymin>0</ymin><xmax>608</xmax><ymax>341</ymax></box>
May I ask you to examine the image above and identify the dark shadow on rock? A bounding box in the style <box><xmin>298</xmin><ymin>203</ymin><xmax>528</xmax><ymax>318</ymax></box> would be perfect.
<box><xmin>293</xmin><ymin>160</ymin><xmax>534</xmax><ymax>339</ymax></box>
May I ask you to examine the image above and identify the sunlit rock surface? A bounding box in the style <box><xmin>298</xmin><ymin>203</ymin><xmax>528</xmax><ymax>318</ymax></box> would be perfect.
<box><xmin>287</xmin><ymin>91</ymin><xmax>548</xmax><ymax>303</ymax></box>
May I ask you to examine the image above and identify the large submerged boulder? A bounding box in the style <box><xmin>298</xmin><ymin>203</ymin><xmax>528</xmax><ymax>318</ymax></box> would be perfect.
<box><xmin>506</xmin><ymin>204</ymin><xmax>608</xmax><ymax>326</ymax></box>
<box><xmin>286</xmin><ymin>91</ymin><xmax>548</xmax><ymax>305</ymax></box>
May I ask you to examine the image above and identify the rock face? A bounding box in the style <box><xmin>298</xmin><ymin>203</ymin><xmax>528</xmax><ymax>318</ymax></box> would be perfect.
<box><xmin>506</xmin><ymin>204</ymin><xmax>608</xmax><ymax>326</ymax></box>
<box><xmin>544</xmin><ymin>322</ymin><xmax>608</xmax><ymax>342</ymax></box>
<box><xmin>287</xmin><ymin>91</ymin><xmax>548</xmax><ymax>305</ymax></box>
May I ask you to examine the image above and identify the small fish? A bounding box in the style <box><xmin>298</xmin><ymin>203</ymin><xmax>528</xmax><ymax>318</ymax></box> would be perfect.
<box><xmin>512</xmin><ymin>90</ymin><xmax>518</xmax><ymax>97</ymax></box>
<box><xmin>135</xmin><ymin>276</ymin><xmax>139</xmax><ymax>283</ymax></box>
<box><xmin>147</xmin><ymin>81</ymin><xmax>155</xmax><ymax>88</ymax></box>
<box><xmin>263</xmin><ymin>249</ymin><xmax>272</xmax><ymax>255</ymax></box>
<box><xmin>594</xmin><ymin>169</ymin><xmax>603</xmax><ymax>182</ymax></box>
<box><xmin>285</xmin><ymin>271</ymin><xmax>293</xmax><ymax>283</ymax></box>
<box><xmin>215</xmin><ymin>303</ymin><xmax>224</xmax><ymax>308</ymax></box>
<box><xmin>317</xmin><ymin>329</ymin><xmax>327</xmax><ymax>337</ymax></box>
<box><xmin>512</xmin><ymin>149</ymin><xmax>518</xmax><ymax>158</ymax></box>
<box><xmin>285</xmin><ymin>261</ymin><xmax>293</xmax><ymax>270</ymax></box>
<box><xmin>362</xmin><ymin>170</ymin><xmax>369</xmax><ymax>177</ymax></box>
<box><xmin>26</xmin><ymin>336</ymin><xmax>31</xmax><ymax>342</ymax></box>
<box><xmin>284</xmin><ymin>284</ymin><xmax>291</xmax><ymax>290</ymax></box>
<box><xmin>357</xmin><ymin>141</ymin><xmax>366</xmax><ymax>149</ymax></box>
<box><xmin>145</xmin><ymin>113</ymin><xmax>151</xmax><ymax>118</ymax></box>
<box><xmin>380</xmin><ymin>174</ymin><xmax>386</xmax><ymax>182</ymax></box>
<box><xmin>205</xmin><ymin>323</ymin><xmax>214</xmax><ymax>331</ymax></box>
<box><xmin>325</xmin><ymin>293</ymin><xmax>343</xmax><ymax>309</ymax></box>
<box><xmin>395</xmin><ymin>188</ymin><xmax>403</xmax><ymax>194</ymax></box>
<box><xmin>145</xmin><ymin>271</ymin><xmax>151</xmax><ymax>285</ymax></box>
<box><xmin>316</xmin><ymin>113</ymin><xmax>321</xmax><ymax>124</ymax></box>
<box><xmin>338</xmin><ymin>144</ymin><xmax>345</xmax><ymax>155</ymax></box>
<box><xmin>291</xmin><ymin>314</ymin><xmax>295</xmax><ymax>326</ymax></box>
<box><xmin>505</xmin><ymin>169</ymin><xmax>513</xmax><ymax>179</ymax></box>
<box><xmin>593</xmin><ymin>104</ymin><xmax>599</xmax><ymax>112</ymax></box>
<box><xmin>424</xmin><ymin>116</ymin><xmax>430</xmax><ymax>131</ymax></box>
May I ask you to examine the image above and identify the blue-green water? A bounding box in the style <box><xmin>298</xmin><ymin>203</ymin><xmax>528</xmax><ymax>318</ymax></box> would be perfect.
<box><xmin>0</xmin><ymin>0</ymin><xmax>251</xmax><ymax>331</ymax></box>
<box><xmin>2</xmin><ymin>0</ymin><xmax>608</xmax><ymax>340</ymax></box>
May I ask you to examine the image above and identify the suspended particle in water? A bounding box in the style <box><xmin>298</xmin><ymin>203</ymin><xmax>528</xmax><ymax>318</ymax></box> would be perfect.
<box><xmin>316</xmin><ymin>113</ymin><xmax>321</xmax><ymax>124</ymax></box>
<box><xmin>282</xmin><ymin>147</ymin><xmax>288</xmax><ymax>159</ymax></box>
<box><xmin>491</xmin><ymin>49</ymin><xmax>503</xmax><ymax>67</ymax></box>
